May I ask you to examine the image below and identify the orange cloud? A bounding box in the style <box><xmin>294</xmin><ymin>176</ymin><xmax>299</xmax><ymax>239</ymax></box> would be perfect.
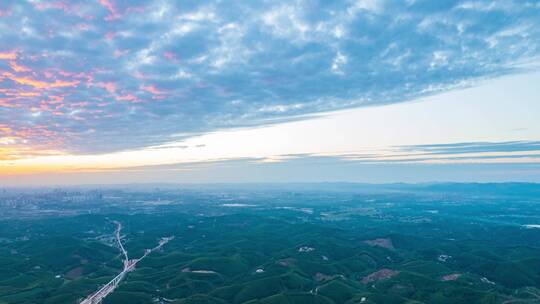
<box><xmin>1</xmin><ymin>72</ymin><xmax>79</xmax><ymax>89</ymax></box>
<box><xmin>0</xmin><ymin>52</ymin><xmax>17</xmax><ymax>60</ymax></box>
<box><xmin>18</xmin><ymin>92</ymin><xmax>40</xmax><ymax>97</ymax></box>
<box><xmin>0</xmin><ymin>125</ymin><xmax>12</xmax><ymax>134</ymax></box>
<box><xmin>5</xmin><ymin>90</ymin><xmax>40</xmax><ymax>97</ymax></box>
<box><xmin>9</xmin><ymin>61</ymin><xmax>30</xmax><ymax>72</ymax></box>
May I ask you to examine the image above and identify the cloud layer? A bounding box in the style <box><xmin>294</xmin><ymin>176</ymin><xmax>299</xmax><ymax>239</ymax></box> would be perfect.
<box><xmin>1</xmin><ymin>0</ymin><xmax>539</xmax><ymax>155</ymax></box>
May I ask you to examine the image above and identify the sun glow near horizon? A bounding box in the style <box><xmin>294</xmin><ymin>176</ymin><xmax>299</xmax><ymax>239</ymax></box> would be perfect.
<box><xmin>1</xmin><ymin>0</ymin><xmax>540</xmax><ymax>183</ymax></box>
<box><xmin>2</xmin><ymin>71</ymin><xmax>540</xmax><ymax>178</ymax></box>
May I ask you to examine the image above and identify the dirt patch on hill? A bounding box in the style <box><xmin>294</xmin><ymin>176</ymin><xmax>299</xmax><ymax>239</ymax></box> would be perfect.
<box><xmin>441</xmin><ymin>273</ymin><xmax>461</xmax><ymax>281</ymax></box>
<box><xmin>276</xmin><ymin>258</ymin><xmax>296</xmax><ymax>267</ymax></box>
<box><xmin>66</xmin><ymin>267</ymin><xmax>84</xmax><ymax>279</ymax></box>
<box><xmin>315</xmin><ymin>273</ymin><xmax>336</xmax><ymax>282</ymax></box>
<box><xmin>361</xmin><ymin>268</ymin><xmax>399</xmax><ymax>284</ymax></box>
<box><xmin>364</xmin><ymin>238</ymin><xmax>394</xmax><ymax>250</ymax></box>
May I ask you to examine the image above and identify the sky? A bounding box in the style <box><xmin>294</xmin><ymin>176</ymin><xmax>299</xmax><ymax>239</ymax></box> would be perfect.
<box><xmin>0</xmin><ymin>0</ymin><xmax>539</xmax><ymax>185</ymax></box>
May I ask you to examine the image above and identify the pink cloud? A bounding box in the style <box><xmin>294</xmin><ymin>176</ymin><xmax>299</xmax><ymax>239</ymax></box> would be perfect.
<box><xmin>57</xmin><ymin>70</ymin><xmax>88</xmax><ymax>79</ymax></box>
<box><xmin>96</xmin><ymin>82</ymin><xmax>117</xmax><ymax>94</ymax></box>
<box><xmin>0</xmin><ymin>9</ymin><xmax>12</xmax><ymax>17</ymax></box>
<box><xmin>99</xmin><ymin>0</ymin><xmax>121</xmax><ymax>21</ymax></box>
<box><xmin>126</xmin><ymin>6</ymin><xmax>145</xmax><ymax>14</ymax></box>
<box><xmin>70</xmin><ymin>101</ymin><xmax>90</xmax><ymax>107</ymax></box>
<box><xmin>105</xmin><ymin>31</ymin><xmax>116</xmax><ymax>40</ymax></box>
<box><xmin>0</xmin><ymin>87</ymin><xmax>41</xmax><ymax>100</ymax></box>
<box><xmin>133</xmin><ymin>71</ymin><xmax>146</xmax><ymax>79</ymax></box>
<box><xmin>114</xmin><ymin>49</ymin><xmax>129</xmax><ymax>58</ymax></box>
<box><xmin>76</xmin><ymin>23</ymin><xmax>92</xmax><ymax>31</ymax></box>
<box><xmin>43</xmin><ymin>71</ymin><xmax>55</xmax><ymax>79</ymax></box>
<box><xmin>163</xmin><ymin>51</ymin><xmax>179</xmax><ymax>62</ymax></box>
<box><xmin>0</xmin><ymin>98</ymin><xmax>20</xmax><ymax>108</ymax></box>
<box><xmin>1</xmin><ymin>72</ymin><xmax>79</xmax><ymax>89</ymax></box>
<box><xmin>33</xmin><ymin>1</ymin><xmax>70</xmax><ymax>12</ymax></box>
<box><xmin>117</xmin><ymin>94</ymin><xmax>140</xmax><ymax>102</ymax></box>
<box><xmin>141</xmin><ymin>84</ymin><xmax>166</xmax><ymax>95</ymax></box>
<box><xmin>84</xmin><ymin>74</ymin><xmax>95</xmax><ymax>87</ymax></box>
<box><xmin>49</xmin><ymin>95</ymin><xmax>65</xmax><ymax>103</ymax></box>
<box><xmin>99</xmin><ymin>0</ymin><xmax>115</xmax><ymax>14</ymax></box>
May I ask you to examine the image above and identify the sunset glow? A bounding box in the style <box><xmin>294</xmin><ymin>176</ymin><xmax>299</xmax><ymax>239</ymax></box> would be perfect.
<box><xmin>0</xmin><ymin>0</ymin><xmax>539</xmax><ymax>184</ymax></box>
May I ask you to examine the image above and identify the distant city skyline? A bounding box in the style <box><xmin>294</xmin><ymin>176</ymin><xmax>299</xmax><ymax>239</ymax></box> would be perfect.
<box><xmin>1</xmin><ymin>0</ymin><xmax>539</xmax><ymax>185</ymax></box>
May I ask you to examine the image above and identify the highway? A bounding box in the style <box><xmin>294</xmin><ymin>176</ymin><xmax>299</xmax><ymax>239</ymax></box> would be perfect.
<box><xmin>113</xmin><ymin>221</ymin><xmax>129</xmax><ymax>263</ymax></box>
<box><xmin>80</xmin><ymin>222</ymin><xmax>173</xmax><ymax>304</ymax></box>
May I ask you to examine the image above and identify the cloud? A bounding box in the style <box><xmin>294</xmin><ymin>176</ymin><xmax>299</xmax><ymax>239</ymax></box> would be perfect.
<box><xmin>5</xmin><ymin>154</ymin><xmax>539</xmax><ymax>185</ymax></box>
<box><xmin>399</xmin><ymin>141</ymin><xmax>540</xmax><ymax>155</ymax></box>
<box><xmin>301</xmin><ymin>141</ymin><xmax>540</xmax><ymax>164</ymax></box>
<box><xmin>0</xmin><ymin>0</ymin><xmax>539</xmax><ymax>155</ymax></box>
<box><xmin>0</xmin><ymin>52</ymin><xmax>17</xmax><ymax>60</ymax></box>
<box><xmin>1</xmin><ymin>72</ymin><xmax>80</xmax><ymax>89</ymax></box>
